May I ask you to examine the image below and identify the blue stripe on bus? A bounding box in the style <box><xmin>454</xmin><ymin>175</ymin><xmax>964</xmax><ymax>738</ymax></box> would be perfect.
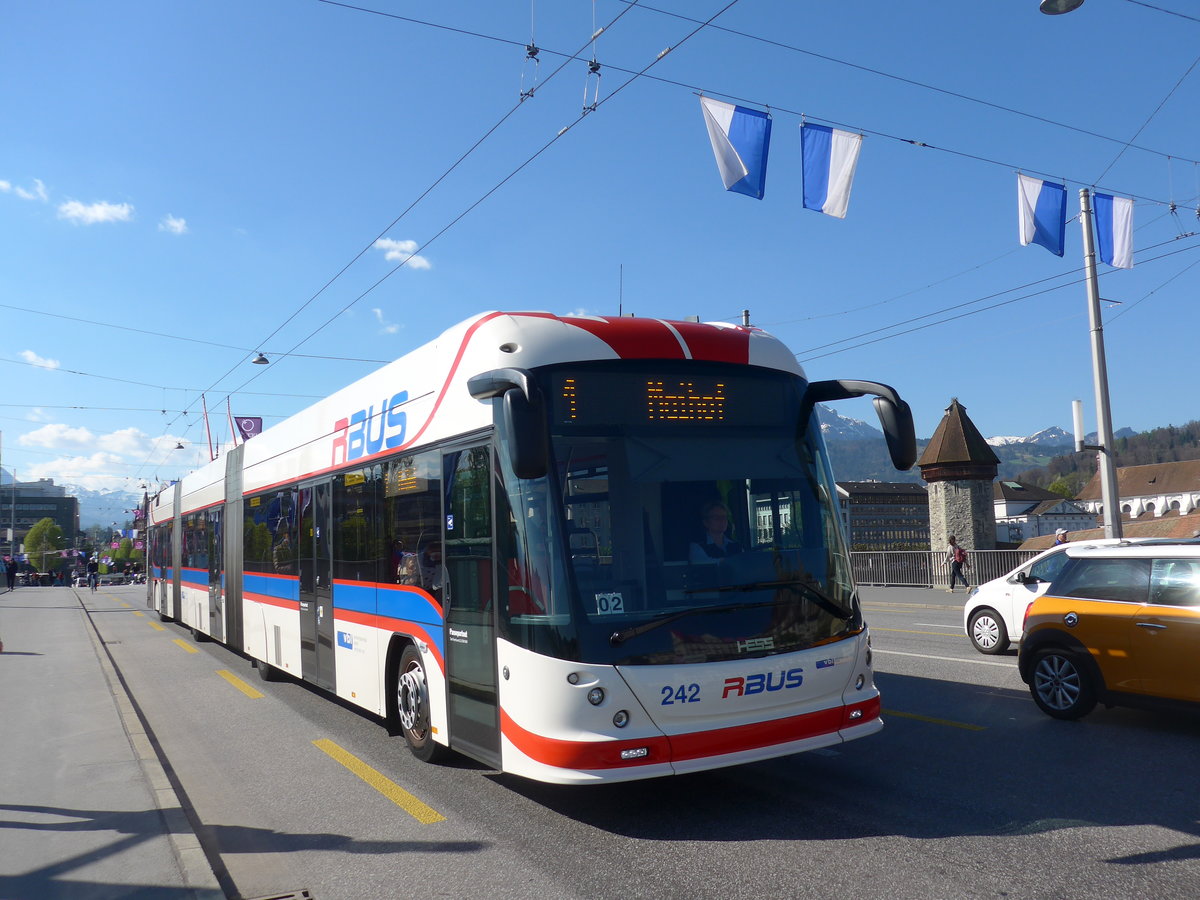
<box><xmin>244</xmin><ymin>572</ymin><xmax>299</xmax><ymax>602</ymax></box>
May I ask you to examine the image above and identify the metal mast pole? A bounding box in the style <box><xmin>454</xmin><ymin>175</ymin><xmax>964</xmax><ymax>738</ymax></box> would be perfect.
<box><xmin>1079</xmin><ymin>188</ymin><xmax>1122</xmax><ymax>538</ymax></box>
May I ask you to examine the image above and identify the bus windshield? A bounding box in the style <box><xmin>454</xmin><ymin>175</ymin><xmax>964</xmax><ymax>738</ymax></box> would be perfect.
<box><xmin>497</xmin><ymin>363</ymin><xmax>861</xmax><ymax>666</ymax></box>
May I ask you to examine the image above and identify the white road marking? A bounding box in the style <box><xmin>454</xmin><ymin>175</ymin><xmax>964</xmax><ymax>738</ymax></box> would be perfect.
<box><xmin>873</xmin><ymin>648</ymin><xmax>1017</xmax><ymax>668</ymax></box>
<box><xmin>914</xmin><ymin>623</ymin><xmax>962</xmax><ymax>629</ymax></box>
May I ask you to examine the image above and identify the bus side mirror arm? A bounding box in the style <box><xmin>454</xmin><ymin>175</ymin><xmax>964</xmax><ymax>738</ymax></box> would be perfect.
<box><xmin>469</xmin><ymin>368</ymin><xmax>548</xmax><ymax>480</ymax></box>
<box><xmin>801</xmin><ymin>379</ymin><xmax>917</xmax><ymax>471</ymax></box>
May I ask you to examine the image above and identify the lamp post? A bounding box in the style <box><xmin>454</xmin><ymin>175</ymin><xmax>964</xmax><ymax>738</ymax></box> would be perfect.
<box><xmin>1077</xmin><ymin>189</ymin><xmax>1123</xmax><ymax>538</ymax></box>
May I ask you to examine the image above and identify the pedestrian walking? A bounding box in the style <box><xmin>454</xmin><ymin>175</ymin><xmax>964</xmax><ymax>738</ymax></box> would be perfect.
<box><xmin>946</xmin><ymin>535</ymin><xmax>970</xmax><ymax>592</ymax></box>
<box><xmin>3</xmin><ymin>556</ymin><xmax>15</xmax><ymax>592</ymax></box>
<box><xmin>1053</xmin><ymin>528</ymin><xmax>1069</xmax><ymax>546</ymax></box>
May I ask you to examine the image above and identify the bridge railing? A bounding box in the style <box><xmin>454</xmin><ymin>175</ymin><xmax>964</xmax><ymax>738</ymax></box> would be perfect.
<box><xmin>849</xmin><ymin>550</ymin><xmax>1039</xmax><ymax>588</ymax></box>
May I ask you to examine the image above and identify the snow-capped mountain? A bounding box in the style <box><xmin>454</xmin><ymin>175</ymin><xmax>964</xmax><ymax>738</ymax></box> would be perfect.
<box><xmin>65</xmin><ymin>484</ymin><xmax>145</xmax><ymax>529</ymax></box>
<box><xmin>816</xmin><ymin>404</ymin><xmax>883</xmax><ymax>441</ymax></box>
<box><xmin>985</xmin><ymin>425</ymin><xmax>1136</xmax><ymax>448</ymax></box>
<box><xmin>986</xmin><ymin>426</ymin><xmax>1075</xmax><ymax>448</ymax></box>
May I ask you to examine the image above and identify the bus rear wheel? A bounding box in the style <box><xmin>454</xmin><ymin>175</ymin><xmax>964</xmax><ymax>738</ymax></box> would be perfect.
<box><xmin>396</xmin><ymin>645</ymin><xmax>443</xmax><ymax>762</ymax></box>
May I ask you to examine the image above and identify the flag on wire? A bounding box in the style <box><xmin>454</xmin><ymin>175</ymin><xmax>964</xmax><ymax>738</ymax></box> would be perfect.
<box><xmin>800</xmin><ymin>124</ymin><xmax>863</xmax><ymax>219</ymax></box>
<box><xmin>699</xmin><ymin>96</ymin><xmax>771</xmax><ymax>199</ymax></box>
<box><xmin>1093</xmin><ymin>192</ymin><xmax>1134</xmax><ymax>269</ymax></box>
<box><xmin>1017</xmin><ymin>174</ymin><xmax>1067</xmax><ymax>257</ymax></box>
<box><xmin>235</xmin><ymin>417</ymin><xmax>263</xmax><ymax>441</ymax></box>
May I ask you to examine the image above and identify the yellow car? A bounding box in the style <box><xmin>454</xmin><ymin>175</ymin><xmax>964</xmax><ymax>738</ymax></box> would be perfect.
<box><xmin>1018</xmin><ymin>544</ymin><xmax>1200</xmax><ymax>719</ymax></box>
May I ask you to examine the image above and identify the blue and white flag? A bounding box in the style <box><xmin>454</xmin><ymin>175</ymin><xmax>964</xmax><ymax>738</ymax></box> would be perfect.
<box><xmin>1017</xmin><ymin>174</ymin><xmax>1067</xmax><ymax>257</ymax></box>
<box><xmin>800</xmin><ymin>124</ymin><xmax>863</xmax><ymax>219</ymax></box>
<box><xmin>699</xmin><ymin>96</ymin><xmax>771</xmax><ymax>200</ymax></box>
<box><xmin>1093</xmin><ymin>192</ymin><xmax>1134</xmax><ymax>269</ymax></box>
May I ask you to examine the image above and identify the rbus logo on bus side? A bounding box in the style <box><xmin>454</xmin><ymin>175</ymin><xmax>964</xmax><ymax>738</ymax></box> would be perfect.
<box><xmin>722</xmin><ymin>667</ymin><xmax>804</xmax><ymax>698</ymax></box>
<box><xmin>332</xmin><ymin>391</ymin><xmax>409</xmax><ymax>466</ymax></box>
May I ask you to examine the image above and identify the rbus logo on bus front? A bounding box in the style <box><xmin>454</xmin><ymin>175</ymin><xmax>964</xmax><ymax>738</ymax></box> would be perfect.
<box><xmin>722</xmin><ymin>668</ymin><xmax>804</xmax><ymax>699</ymax></box>
<box><xmin>332</xmin><ymin>391</ymin><xmax>409</xmax><ymax>465</ymax></box>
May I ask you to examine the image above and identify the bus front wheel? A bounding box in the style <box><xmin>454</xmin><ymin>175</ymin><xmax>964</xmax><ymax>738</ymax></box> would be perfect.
<box><xmin>396</xmin><ymin>645</ymin><xmax>443</xmax><ymax>762</ymax></box>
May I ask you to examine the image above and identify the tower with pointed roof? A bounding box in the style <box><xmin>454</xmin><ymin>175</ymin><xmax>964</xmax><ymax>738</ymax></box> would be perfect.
<box><xmin>918</xmin><ymin>398</ymin><xmax>999</xmax><ymax>552</ymax></box>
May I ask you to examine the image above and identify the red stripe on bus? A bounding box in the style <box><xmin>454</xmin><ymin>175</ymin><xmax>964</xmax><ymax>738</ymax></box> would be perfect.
<box><xmin>332</xmin><ymin>609</ymin><xmax>445</xmax><ymax>673</ymax></box>
<box><xmin>246</xmin><ymin>592</ymin><xmax>300</xmax><ymax>611</ymax></box>
<box><xmin>501</xmin><ymin>697</ymin><xmax>880</xmax><ymax>771</ymax></box>
<box><xmin>669</xmin><ymin>321</ymin><xmax>752</xmax><ymax>365</ymax></box>
<box><xmin>560</xmin><ymin>317</ymin><xmax>686</xmax><ymax>360</ymax></box>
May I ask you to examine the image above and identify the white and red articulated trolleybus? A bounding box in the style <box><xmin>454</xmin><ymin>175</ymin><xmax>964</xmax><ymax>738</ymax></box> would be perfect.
<box><xmin>146</xmin><ymin>311</ymin><xmax>915</xmax><ymax>784</ymax></box>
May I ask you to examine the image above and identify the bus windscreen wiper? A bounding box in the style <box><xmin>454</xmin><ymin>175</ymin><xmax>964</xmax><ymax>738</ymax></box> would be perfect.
<box><xmin>609</xmin><ymin>600</ymin><xmax>780</xmax><ymax>646</ymax></box>
<box><xmin>689</xmin><ymin>580</ymin><xmax>855</xmax><ymax>621</ymax></box>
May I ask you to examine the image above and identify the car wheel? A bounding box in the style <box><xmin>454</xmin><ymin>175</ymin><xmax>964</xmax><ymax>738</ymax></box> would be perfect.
<box><xmin>968</xmin><ymin>608</ymin><xmax>1009</xmax><ymax>654</ymax></box>
<box><xmin>395</xmin><ymin>645</ymin><xmax>444</xmax><ymax>763</ymax></box>
<box><xmin>1029</xmin><ymin>648</ymin><xmax>1097</xmax><ymax>720</ymax></box>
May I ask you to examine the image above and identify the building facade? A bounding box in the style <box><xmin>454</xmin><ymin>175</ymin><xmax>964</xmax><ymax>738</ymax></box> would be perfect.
<box><xmin>836</xmin><ymin>482</ymin><xmax>930</xmax><ymax>550</ymax></box>
<box><xmin>1075</xmin><ymin>459</ymin><xmax>1200</xmax><ymax>522</ymax></box>
<box><xmin>994</xmin><ymin>480</ymin><xmax>1095</xmax><ymax>545</ymax></box>
<box><xmin>2</xmin><ymin>478</ymin><xmax>81</xmax><ymax>551</ymax></box>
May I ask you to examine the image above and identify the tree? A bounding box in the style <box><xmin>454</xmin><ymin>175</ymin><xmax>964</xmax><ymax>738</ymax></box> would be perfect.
<box><xmin>25</xmin><ymin>517</ymin><xmax>65</xmax><ymax>572</ymax></box>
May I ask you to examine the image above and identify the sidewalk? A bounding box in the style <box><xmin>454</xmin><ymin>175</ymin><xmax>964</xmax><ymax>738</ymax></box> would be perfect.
<box><xmin>0</xmin><ymin>584</ymin><xmax>223</xmax><ymax>899</ymax></box>
<box><xmin>858</xmin><ymin>584</ymin><xmax>970</xmax><ymax>610</ymax></box>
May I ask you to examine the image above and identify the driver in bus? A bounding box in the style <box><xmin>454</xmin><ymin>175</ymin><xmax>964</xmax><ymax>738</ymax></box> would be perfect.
<box><xmin>689</xmin><ymin>500</ymin><xmax>742</xmax><ymax>563</ymax></box>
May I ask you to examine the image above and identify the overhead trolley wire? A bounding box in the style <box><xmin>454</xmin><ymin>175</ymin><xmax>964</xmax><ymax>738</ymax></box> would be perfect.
<box><xmin>795</xmin><ymin>238</ymin><xmax>1200</xmax><ymax>363</ymax></box>
<box><xmin>212</xmin><ymin>0</ymin><xmax>743</xmax><ymax>410</ymax></box>
<box><xmin>138</xmin><ymin>0</ymin><xmax>649</xmax><ymax>480</ymax></box>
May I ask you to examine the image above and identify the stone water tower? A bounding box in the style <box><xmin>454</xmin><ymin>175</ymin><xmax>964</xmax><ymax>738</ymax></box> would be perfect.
<box><xmin>918</xmin><ymin>398</ymin><xmax>999</xmax><ymax>551</ymax></box>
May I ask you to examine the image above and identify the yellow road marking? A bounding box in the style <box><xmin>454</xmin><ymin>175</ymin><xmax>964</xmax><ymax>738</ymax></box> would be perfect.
<box><xmin>882</xmin><ymin>708</ymin><xmax>986</xmax><ymax>731</ymax></box>
<box><xmin>132</xmin><ymin>611</ymin><xmax>145</xmax><ymax>617</ymax></box>
<box><xmin>873</xmin><ymin>627</ymin><xmax>958</xmax><ymax>637</ymax></box>
<box><xmin>172</xmin><ymin>639</ymin><xmax>199</xmax><ymax>654</ymax></box>
<box><xmin>117</xmin><ymin>601</ymin><xmax>130</xmax><ymax>608</ymax></box>
<box><xmin>312</xmin><ymin>738</ymin><xmax>445</xmax><ymax>824</ymax></box>
<box><xmin>216</xmin><ymin>669</ymin><xmax>264</xmax><ymax>699</ymax></box>
<box><xmin>148</xmin><ymin>622</ymin><xmax>166</xmax><ymax>632</ymax></box>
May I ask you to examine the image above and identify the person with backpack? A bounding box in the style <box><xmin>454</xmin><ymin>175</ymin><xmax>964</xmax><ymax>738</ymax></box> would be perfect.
<box><xmin>946</xmin><ymin>535</ymin><xmax>970</xmax><ymax>592</ymax></box>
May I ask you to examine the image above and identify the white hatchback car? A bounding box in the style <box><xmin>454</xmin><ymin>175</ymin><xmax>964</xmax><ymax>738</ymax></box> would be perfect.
<box><xmin>963</xmin><ymin>539</ymin><xmax>1137</xmax><ymax>654</ymax></box>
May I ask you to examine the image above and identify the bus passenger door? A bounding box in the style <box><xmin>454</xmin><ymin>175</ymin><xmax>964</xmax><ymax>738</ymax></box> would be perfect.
<box><xmin>299</xmin><ymin>480</ymin><xmax>335</xmax><ymax>690</ymax></box>
<box><xmin>443</xmin><ymin>445</ymin><xmax>500</xmax><ymax>767</ymax></box>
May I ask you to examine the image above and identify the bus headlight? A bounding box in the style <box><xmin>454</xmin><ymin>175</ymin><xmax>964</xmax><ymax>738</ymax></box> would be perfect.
<box><xmin>587</xmin><ymin>687</ymin><xmax>605</xmax><ymax>706</ymax></box>
<box><xmin>613</xmin><ymin>710</ymin><xmax>629</xmax><ymax>728</ymax></box>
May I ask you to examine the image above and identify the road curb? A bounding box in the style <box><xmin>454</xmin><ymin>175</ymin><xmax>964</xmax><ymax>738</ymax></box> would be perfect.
<box><xmin>81</xmin><ymin>595</ymin><xmax>226</xmax><ymax>899</ymax></box>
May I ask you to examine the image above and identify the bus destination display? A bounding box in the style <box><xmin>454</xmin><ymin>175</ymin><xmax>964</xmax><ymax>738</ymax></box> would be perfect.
<box><xmin>552</xmin><ymin>371</ymin><xmax>790</xmax><ymax>428</ymax></box>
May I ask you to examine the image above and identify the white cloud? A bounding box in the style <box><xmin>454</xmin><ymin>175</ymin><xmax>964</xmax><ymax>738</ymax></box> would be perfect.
<box><xmin>97</xmin><ymin>427</ymin><xmax>148</xmax><ymax>456</ymax></box>
<box><xmin>14</xmin><ymin>178</ymin><xmax>48</xmax><ymax>202</ymax></box>
<box><xmin>159</xmin><ymin>214</ymin><xmax>188</xmax><ymax>235</ymax></box>
<box><xmin>371</xmin><ymin>308</ymin><xmax>401</xmax><ymax>334</ymax></box>
<box><xmin>58</xmin><ymin>199</ymin><xmax>134</xmax><ymax>225</ymax></box>
<box><xmin>20</xmin><ymin>349</ymin><xmax>61</xmax><ymax>370</ymax></box>
<box><xmin>0</xmin><ymin>180</ymin><xmax>9</xmax><ymax>192</ymax></box>
<box><xmin>26</xmin><ymin>407</ymin><xmax>52</xmax><ymax>423</ymax></box>
<box><xmin>373</xmin><ymin>238</ymin><xmax>431</xmax><ymax>270</ymax></box>
<box><xmin>20</xmin><ymin>426</ymin><xmax>190</xmax><ymax>492</ymax></box>
<box><xmin>24</xmin><ymin>452</ymin><xmax>129</xmax><ymax>493</ymax></box>
<box><xmin>20</xmin><ymin>423</ymin><xmax>97</xmax><ymax>450</ymax></box>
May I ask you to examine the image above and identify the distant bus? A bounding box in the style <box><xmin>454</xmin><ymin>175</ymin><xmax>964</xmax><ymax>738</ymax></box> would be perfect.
<box><xmin>146</xmin><ymin>312</ymin><xmax>915</xmax><ymax>784</ymax></box>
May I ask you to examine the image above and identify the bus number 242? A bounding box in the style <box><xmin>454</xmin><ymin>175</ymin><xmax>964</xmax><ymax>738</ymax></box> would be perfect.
<box><xmin>661</xmin><ymin>683</ymin><xmax>701</xmax><ymax>705</ymax></box>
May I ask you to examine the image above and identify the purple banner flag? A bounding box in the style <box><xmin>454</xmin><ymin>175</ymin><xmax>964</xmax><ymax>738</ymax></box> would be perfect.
<box><xmin>236</xmin><ymin>416</ymin><xmax>264</xmax><ymax>441</ymax></box>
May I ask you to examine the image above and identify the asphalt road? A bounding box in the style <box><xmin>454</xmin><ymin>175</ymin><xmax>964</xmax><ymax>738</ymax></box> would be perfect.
<box><xmin>84</xmin><ymin>585</ymin><xmax>1200</xmax><ymax>900</ymax></box>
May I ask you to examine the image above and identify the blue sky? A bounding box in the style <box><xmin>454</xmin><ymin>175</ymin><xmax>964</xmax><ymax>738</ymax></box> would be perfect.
<box><xmin>2</xmin><ymin>0</ymin><xmax>1198</xmax><ymax>492</ymax></box>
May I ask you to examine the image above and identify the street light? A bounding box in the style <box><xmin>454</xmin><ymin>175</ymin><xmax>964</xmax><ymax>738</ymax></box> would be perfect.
<box><xmin>1040</xmin><ymin>0</ymin><xmax>1086</xmax><ymax>13</ymax></box>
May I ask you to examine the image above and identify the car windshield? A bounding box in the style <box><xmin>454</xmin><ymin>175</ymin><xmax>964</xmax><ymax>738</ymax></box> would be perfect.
<box><xmin>495</xmin><ymin>363</ymin><xmax>862</xmax><ymax>665</ymax></box>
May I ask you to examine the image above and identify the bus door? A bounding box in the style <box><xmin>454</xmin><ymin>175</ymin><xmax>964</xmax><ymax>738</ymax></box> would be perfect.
<box><xmin>299</xmin><ymin>480</ymin><xmax>335</xmax><ymax>690</ymax></box>
<box><xmin>442</xmin><ymin>444</ymin><xmax>500</xmax><ymax>766</ymax></box>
